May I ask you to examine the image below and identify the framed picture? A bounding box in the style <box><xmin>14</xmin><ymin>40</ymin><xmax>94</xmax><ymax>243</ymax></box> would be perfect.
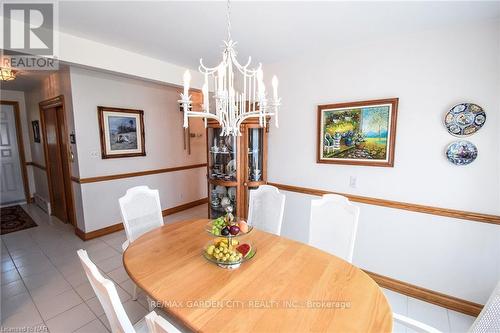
<box><xmin>32</xmin><ymin>120</ymin><xmax>40</xmax><ymax>143</ymax></box>
<box><xmin>97</xmin><ymin>106</ymin><xmax>146</xmax><ymax>159</ymax></box>
<box><xmin>317</xmin><ymin>98</ymin><xmax>398</xmax><ymax>167</ymax></box>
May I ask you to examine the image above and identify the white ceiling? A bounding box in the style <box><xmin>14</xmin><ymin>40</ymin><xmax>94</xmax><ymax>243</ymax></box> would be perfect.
<box><xmin>59</xmin><ymin>1</ymin><xmax>500</xmax><ymax>70</ymax></box>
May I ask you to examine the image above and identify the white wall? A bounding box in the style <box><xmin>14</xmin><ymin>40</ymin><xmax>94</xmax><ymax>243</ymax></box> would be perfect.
<box><xmin>265</xmin><ymin>21</ymin><xmax>500</xmax><ymax>304</ymax></box>
<box><xmin>58</xmin><ymin>31</ymin><xmax>205</xmax><ymax>90</ymax></box>
<box><xmin>69</xmin><ymin>67</ymin><xmax>207</xmax><ymax>232</ymax></box>
<box><xmin>24</xmin><ymin>70</ymin><xmax>78</xmax><ymax>204</ymax></box>
<box><xmin>0</xmin><ymin>90</ymin><xmax>35</xmax><ymax>196</ymax></box>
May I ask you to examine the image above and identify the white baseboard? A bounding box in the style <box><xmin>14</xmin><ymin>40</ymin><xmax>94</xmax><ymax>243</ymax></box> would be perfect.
<box><xmin>33</xmin><ymin>194</ymin><xmax>51</xmax><ymax>215</ymax></box>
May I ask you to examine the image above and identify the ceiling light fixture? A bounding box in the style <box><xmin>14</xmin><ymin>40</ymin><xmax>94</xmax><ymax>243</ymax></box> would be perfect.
<box><xmin>179</xmin><ymin>0</ymin><xmax>280</xmax><ymax>136</ymax></box>
<box><xmin>0</xmin><ymin>67</ymin><xmax>17</xmax><ymax>81</ymax></box>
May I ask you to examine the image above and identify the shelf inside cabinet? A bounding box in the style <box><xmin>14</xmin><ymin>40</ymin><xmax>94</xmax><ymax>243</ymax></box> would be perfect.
<box><xmin>246</xmin><ymin>181</ymin><xmax>266</xmax><ymax>187</ymax></box>
<box><xmin>210</xmin><ymin>151</ymin><xmax>236</xmax><ymax>155</ymax></box>
<box><xmin>208</xmin><ymin>178</ymin><xmax>239</xmax><ymax>187</ymax></box>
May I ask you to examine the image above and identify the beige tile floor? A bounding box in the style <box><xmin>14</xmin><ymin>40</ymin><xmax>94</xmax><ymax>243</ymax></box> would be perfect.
<box><xmin>1</xmin><ymin>203</ymin><xmax>475</xmax><ymax>332</ymax></box>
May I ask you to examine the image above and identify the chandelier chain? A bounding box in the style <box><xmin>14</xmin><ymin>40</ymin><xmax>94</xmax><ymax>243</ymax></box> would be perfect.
<box><xmin>226</xmin><ymin>0</ymin><xmax>231</xmax><ymax>41</ymax></box>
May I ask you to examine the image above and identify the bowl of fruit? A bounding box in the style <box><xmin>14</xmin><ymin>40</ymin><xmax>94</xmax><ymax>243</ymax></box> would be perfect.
<box><xmin>203</xmin><ymin>238</ymin><xmax>256</xmax><ymax>269</ymax></box>
<box><xmin>207</xmin><ymin>216</ymin><xmax>252</xmax><ymax>237</ymax></box>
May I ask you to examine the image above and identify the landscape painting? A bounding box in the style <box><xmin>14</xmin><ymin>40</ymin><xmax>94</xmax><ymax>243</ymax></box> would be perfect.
<box><xmin>98</xmin><ymin>106</ymin><xmax>146</xmax><ymax>159</ymax></box>
<box><xmin>108</xmin><ymin>116</ymin><xmax>138</xmax><ymax>151</ymax></box>
<box><xmin>317</xmin><ymin>98</ymin><xmax>398</xmax><ymax>167</ymax></box>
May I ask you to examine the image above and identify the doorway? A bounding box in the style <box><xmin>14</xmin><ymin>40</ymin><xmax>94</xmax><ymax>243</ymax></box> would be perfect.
<box><xmin>39</xmin><ymin>96</ymin><xmax>76</xmax><ymax>225</ymax></box>
<box><xmin>0</xmin><ymin>101</ymin><xmax>30</xmax><ymax>206</ymax></box>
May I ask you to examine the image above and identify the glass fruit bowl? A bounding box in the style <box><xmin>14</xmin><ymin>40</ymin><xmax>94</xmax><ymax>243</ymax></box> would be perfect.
<box><xmin>205</xmin><ymin>217</ymin><xmax>253</xmax><ymax>238</ymax></box>
<box><xmin>202</xmin><ymin>239</ymin><xmax>256</xmax><ymax>269</ymax></box>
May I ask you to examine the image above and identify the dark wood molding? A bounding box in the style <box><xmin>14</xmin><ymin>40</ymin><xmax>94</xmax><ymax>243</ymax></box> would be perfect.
<box><xmin>26</xmin><ymin>161</ymin><xmax>47</xmax><ymax>171</ymax></box>
<box><xmin>267</xmin><ymin>182</ymin><xmax>500</xmax><ymax>225</ymax></box>
<box><xmin>75</xmin><ymin>222</ymin><xmax>124</xmax><ymax>241</ymax></box>
<box><xmin>317</xmin><ymin>98</ymin><xmax>399</xmax><ymax>167</ymax></box>
<box><xmin>39</xmin><ymin>95</ymin><xmax>78</xmax><ymax>227</ymax></box>
<box><xmin>1</xmin><ymin>100</ymin><xmax>31</xmax><ymax>203</ymax></box>
<box><xmin>162</xmin><ymin>197</ymin><xmax>208</xmax><ymax>216</ymax></box>
<box><xmin>364</xmin><ymin>270</ymin><xmax>483</xmax><ymax>317</ymax></box>
<box><xmin>71</xmin><ymin>163</ymin><xmax>207</xmax><ymax>184</ymax></box>
<box><xmin>75</xmin><ymin>197</ymin><xmax>208</xmax><ymax>240</ymax></box>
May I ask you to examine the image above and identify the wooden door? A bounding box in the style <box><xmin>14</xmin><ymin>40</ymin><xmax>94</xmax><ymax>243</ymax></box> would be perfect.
<box><xmin>42</xmin><ymin>106</ymin><xmax>69</xmax><ymax>223</ymax></box>
<box><xmin>0</xmin><ymin>104</ymin><xmax>27</xmax><ymax>205</ymax></box>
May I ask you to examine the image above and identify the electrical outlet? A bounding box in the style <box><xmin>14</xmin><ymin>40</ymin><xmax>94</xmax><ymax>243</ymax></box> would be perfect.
<box><xmin>349</xmin><ymin>176</ymin><xmax>357</xmax><ymax>188</ymax></box>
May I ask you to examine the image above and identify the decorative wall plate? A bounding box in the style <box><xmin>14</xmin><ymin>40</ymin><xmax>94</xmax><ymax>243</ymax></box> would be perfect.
<box><xmin>444</xmin><ymin>103</ymin><xmax>486</xmax><ymax>137</ymax></box>
<box><xmin>446</xmin><ymin>141</ymin><xmax>478</xmax><ymax>165</ymax></box>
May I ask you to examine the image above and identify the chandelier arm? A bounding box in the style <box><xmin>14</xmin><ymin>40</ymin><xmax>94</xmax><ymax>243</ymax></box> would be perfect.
<box><xmin>199</xmin><ymin>58</ymin><xmax>224</xmax><ymax>73</ymax></box>
<box><xmin>229</xmin><ymin>51</ymin><xmax>260</xmax><ymax>76</ymax></box>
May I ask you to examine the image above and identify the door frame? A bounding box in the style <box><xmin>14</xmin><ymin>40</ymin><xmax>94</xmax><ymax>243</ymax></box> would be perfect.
<box><xmin>0</xmin><ymin>100</ymin><xmax>31</xmax><ymax>204</ymax></box>
<box><xmin>39</xmin><ymin>95</ymin><xmax>77</xmax><ymax>226</ymax></box>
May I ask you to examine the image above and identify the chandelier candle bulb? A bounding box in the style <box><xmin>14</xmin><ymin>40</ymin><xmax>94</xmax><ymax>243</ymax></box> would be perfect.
<box><xmin>202</xmin><ymin>83</ymin><xmax>209</xmax><ymax>112</ymax></box>
<box><xmin>257</xmin><ymin>68</ymin><xmax>264</xmax><ymax>95</ymax></box>
<box><xmin>272</xmin><ymin>76</ymin><xmax>278</xmax><ymax>100</ymax></box>
<box><xmin>183</xmin><ymin>70</ymin><xmax>191</xmax><ymax>97</ymax></box>
<box><xmin>218</xmin><ymin>66</ymin><xmax>224</xmax><ymax>93</ymax></box>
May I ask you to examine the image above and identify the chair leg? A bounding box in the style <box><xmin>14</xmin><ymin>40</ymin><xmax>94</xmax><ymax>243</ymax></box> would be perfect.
<box><xmin>132</xmin><ymin>284</ymin><xmax>138</xmax><ymax>301</ymax></box>
<box><xmin>147</xmin><ymin>296</ymin><xmax>156</xmax><ymax>311</ymax></box>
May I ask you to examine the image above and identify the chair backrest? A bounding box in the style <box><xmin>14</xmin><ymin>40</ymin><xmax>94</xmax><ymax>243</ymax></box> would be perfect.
<box><xmin>247</xmin><ymin>185</ymin><xmax>286</xmax><ymax>236</ymax></box>
<box><xmin>308</xmin><ymin>194</ymin><xmax>360</xmax><ymax>263</ymax></box>
<box><xmin>469</xmin><ymin>279</ymin><xmax>500</xmax><ymax>332</ymax></box>
<box><xmin>119</xmin><ymin>186</ymin><xmax>164</xmax><ymax>243</ymax></box>
<box><xmin>77</xmin><ymin>249</ymin><xmax>135</xmax><ymax>333</ymax></box>
<box><xmin>145</xmin><ymin>311</ymin><xmax>181</xmax><ymax>333</ymax></box>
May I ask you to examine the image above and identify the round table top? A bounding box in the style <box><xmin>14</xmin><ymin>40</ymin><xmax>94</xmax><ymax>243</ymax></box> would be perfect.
<box><xmin>123</xmin><ymin>219</ymin><xmax>392</xmax><ymax>333</ymax></box>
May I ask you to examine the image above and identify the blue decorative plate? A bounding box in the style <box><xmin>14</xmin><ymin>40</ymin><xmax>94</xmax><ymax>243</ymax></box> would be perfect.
<box><xmin>446</xmin><ymin>141</ymin><xmax>478</xmax><ymax>165</ymax></box>
<box><xmin>444</xmin><ymin>103</ymin><xmax>486</xmax><ymax>137</ymax></box>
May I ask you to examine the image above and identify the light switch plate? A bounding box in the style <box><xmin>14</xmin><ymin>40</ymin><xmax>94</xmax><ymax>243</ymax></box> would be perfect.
<box><xmin>349</xmin><ymin>176</ymin><xmax>357</xmax><ymax>188</ymax></box>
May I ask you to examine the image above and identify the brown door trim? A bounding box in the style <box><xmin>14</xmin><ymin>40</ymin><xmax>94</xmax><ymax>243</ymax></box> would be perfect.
<box><xmin>0</xmin><ymin>100</ymin><xmax>31</xmax><ymax>204</ymax></box>
<box><xmin>39</xmin><ymin>95</ymin><xmax>77</xmax><ymax>227</ymax></box>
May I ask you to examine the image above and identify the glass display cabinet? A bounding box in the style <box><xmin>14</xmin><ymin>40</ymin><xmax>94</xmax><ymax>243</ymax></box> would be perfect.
<box><xmin>206</xmin><ymin>119</ymin><xmax>268</xmax><ymax>219</ymax></box>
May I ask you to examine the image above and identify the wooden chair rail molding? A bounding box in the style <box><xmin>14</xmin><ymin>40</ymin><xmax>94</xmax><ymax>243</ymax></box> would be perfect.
<box><xmin>26</xmin><ymin>161</ymin><xmax>46</xmax><ymax>171</ymax></box>
<box><xmin>71</xmin><ymin>163</ymin><xmax>207</xmax><ymax>184</ymax></box>
<box><xmin>364</xmin><ymin>270</ymin><xmax>483</xmax><ymax>317</ymax></box>
<box><xmin>75</xmin><ymin>197</ymin><xmax>208</xmax><ymax>240</ymax></box>
<box><xmin>267</xmin><ymin>182</ymin><xmax>500</xmax><ymax>225</ymax></box>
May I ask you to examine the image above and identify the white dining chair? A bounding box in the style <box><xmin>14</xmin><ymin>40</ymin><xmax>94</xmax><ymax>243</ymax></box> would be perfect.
<box><xmin>469</xmin><ymin>279</ymin><xmax>500</xmax><ymax>332</ymax></box>
<box><xmin>145</xmin><ymin>311</ymin><xmax>181</xmax><ymax>333</ymax></box>
<box><xmin>393</xmin><ymin>313</ymin><xmax>443</xmax><ymax>333</ymax></box>
<box><xmin>247</xmin><ymin>185</ymin><xmax>286</xmax><ymax>236</ymax></box>
<box><xmin>308</xmin><ymin>194</ymin><xmax>360</xmax><ymax>263</ymax></box>
<box><xmin>119</xmin><ymin>186</ymin><xmax>164</xmax><ymax>300</ymax></box>
<box><xmin>77</xmin><ymin>249</ymin><xmax>180</xmax><ymax>333</ymax></box>
<box><xmin>392</xmin><ymin>278</ymin><xmax>500</xmax><ymax>333</ymax></box>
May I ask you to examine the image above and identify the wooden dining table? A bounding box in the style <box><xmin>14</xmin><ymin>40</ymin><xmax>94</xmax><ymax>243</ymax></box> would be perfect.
<box><xmin>123</xmin><ymin>219</ymin><xmax>392</xmax><ymax>333</ymax></box>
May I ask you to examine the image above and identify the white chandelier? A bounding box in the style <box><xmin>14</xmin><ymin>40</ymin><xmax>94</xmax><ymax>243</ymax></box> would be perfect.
<box><xmin>179</xmin><ymin>0</ymin><xmax>280</xmax><ymax>136</ymax></box>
